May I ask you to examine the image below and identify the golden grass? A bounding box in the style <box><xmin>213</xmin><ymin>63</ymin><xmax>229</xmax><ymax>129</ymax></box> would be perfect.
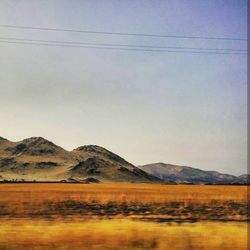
<box><xmin>0</xmin><ymin>219</ymin><xmax>247</xmax><ymax>250</ymax></box>
<box><xmin>0</xmin><ymin>183</ymin><xmax>247</xmax><ymax>204</ymax></box>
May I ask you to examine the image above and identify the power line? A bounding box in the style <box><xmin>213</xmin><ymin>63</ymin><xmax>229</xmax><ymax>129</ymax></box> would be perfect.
<box><xmin>0</xmin><ymin>37</ymin><xmax>247</xmax><ymax>52</ymax></box>
<box><xmin>0</xmin><ymin>40</ymin><xmax>247</xmax><ymax>55</ymax></box>
<box><xmin>0</xmin><ymin>24</ymin><xmax>247</xmax><ymax>41</ymax></box>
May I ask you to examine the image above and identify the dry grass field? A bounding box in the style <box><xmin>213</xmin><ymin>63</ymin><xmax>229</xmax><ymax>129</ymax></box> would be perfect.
<box><xmin>0</xmin><ymin>183</ymin><xmax>248</xmax><ymax>249</ymax></box>
<box><xmin>0</xmin><ymin>183</ymin><xmax>247</xmax><ymax>220</ymax></box>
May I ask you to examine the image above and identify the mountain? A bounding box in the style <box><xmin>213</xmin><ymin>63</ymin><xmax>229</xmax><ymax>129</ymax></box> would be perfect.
<box><xmin>138</xmin><ymin>163</ymin><xmax>248</xmax><ymax>184</ymax></box>
<box><xmin>0</xmin><ymin>137</ymin><xmax>160</xmax><ymax>183</ymax></box>
<box><xmin>232</xmin><ymin>174</ymin><xmax>250</xmax><ymax>185</ymax></box>
<box><xmin>0</xmin><ymin>136</ymin><xmax>247</xmax><ymax>184</ymax></box>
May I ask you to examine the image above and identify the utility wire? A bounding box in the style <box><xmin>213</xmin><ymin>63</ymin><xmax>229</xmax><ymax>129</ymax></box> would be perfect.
<box><xmin>0</xmin><ymin>24</ymin><xmax>247</xmax><ymax>41</ymax></box>
<box><xmin>0</xmin><ymin>37</ymin><xmax>246</xmax><ymax>52</ymax></box>
<box><xmin>0</xmin><ymin>40</ymin><xmax>247</xmax><ymax>55</ymax></box>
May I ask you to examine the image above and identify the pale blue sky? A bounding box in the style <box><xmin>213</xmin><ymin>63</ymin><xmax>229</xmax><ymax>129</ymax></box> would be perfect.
<box><xmin>0</xmin><ymin>0</ymin><xmax>247</xmax><ymax>175</ymax></box>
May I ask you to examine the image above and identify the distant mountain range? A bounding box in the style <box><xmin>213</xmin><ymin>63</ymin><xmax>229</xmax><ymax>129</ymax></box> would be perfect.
<box><xmin>0</xmin><ymin>136</ymin><xmax>248</xmax><ymax>184</ymax></box>
<box><xmin>138</xmin><ymin>163</ymin><xmax>249</xmax><ymax>185</ymax></box>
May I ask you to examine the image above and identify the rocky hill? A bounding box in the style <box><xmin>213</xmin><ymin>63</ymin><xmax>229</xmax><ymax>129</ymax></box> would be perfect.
<box><xmin>0</xmin><ymin>137</ymin><xmax>160</xmax><ymax>183</ymax></box>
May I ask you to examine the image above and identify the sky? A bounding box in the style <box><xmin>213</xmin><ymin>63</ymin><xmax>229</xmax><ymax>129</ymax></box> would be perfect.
<box><xmin>0</xmin><ymin>0</ymin><xmax>247</xmax><ymax>175</ymax></box>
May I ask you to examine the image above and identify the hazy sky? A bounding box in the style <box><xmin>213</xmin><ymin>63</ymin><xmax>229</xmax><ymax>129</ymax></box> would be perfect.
<box><xmin>0</xmin><ymin>0</ymin><xmax>247</xmax><ymax>175</ymax></box>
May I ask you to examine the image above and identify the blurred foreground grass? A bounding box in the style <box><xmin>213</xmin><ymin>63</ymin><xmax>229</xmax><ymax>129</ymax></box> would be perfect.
<box><xmin>0</xmin><ymin>219</ymin><xmax>247</xmax><ymax>250</ymax></box>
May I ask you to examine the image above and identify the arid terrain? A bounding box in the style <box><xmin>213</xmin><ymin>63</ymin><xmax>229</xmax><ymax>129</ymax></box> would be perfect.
<box><xmin>0</xmin><ymin>136</ymin><xmax>248</xmax><ymax>249</ymax></box>
<box><xmin>0</xmin><ymin>0</ymin><xmax>247</xmax><ymax>249</ymax></box>
<box><xmin>0</xmin><ymin>183</ymin><xmax>248</xmax><ymax>249</ymax></box>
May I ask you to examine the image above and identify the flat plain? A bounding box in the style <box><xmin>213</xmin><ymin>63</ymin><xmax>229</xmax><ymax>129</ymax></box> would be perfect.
<box><xmin>0</xmin><ymin>184</ymin><xmax>248</xmax><ymax>249</ymax></box>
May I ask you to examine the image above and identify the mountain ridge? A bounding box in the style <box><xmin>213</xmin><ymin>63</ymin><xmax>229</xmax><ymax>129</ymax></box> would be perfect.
<box><xmin>138</xmin><ymin>162</ymin><xmax>248</xmax><ymax>184</ymax></box>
